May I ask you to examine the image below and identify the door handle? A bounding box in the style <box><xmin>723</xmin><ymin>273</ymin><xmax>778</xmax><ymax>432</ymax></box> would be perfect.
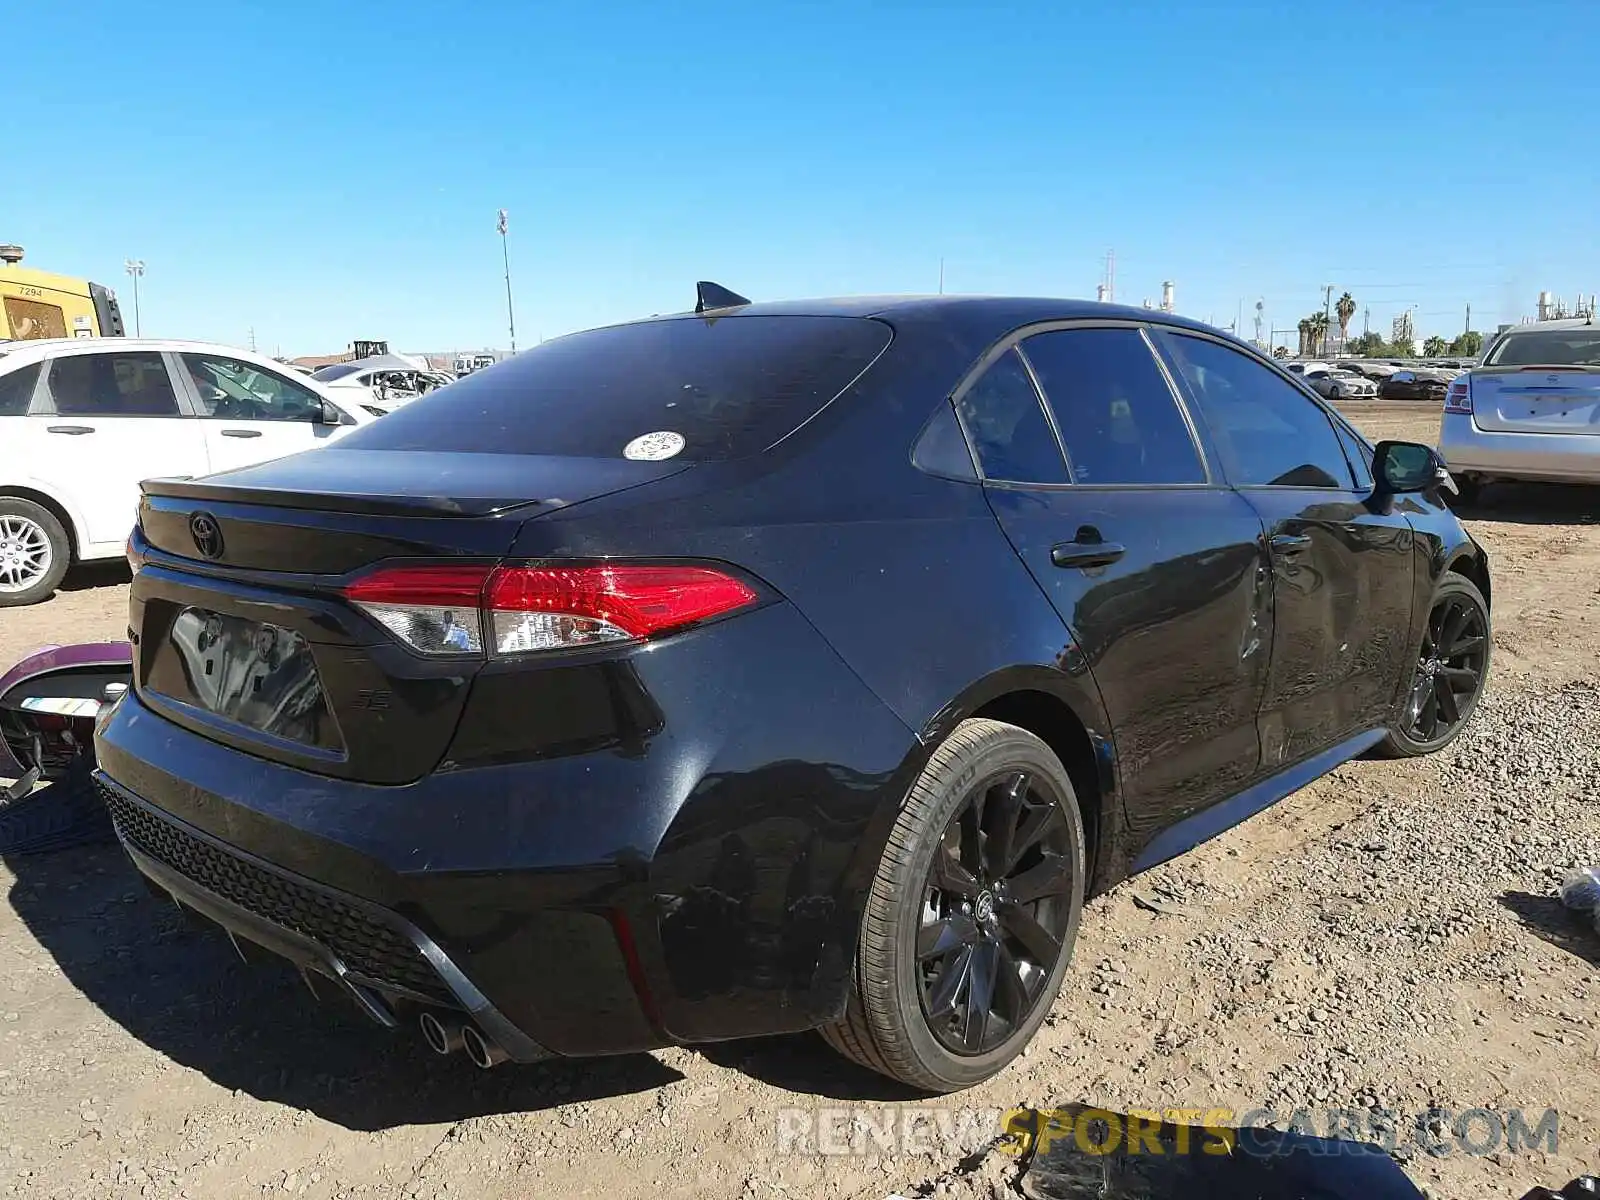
<box><xmin>1270</xmin><ymin>532</ymin><xmax>1313</xmax><ymax>556</ymax></box>
<box><xmin>220</xmin><ymin>429</ymin><xmax>263</xmax><ymax>438</ymax></box>
<box><xmin>46</xmin><ymin>425</ymin><xmax>95</xmax><ymax>435</ymax></box>
<box><xmin>1052</xmin><ymin>529</ymin><xmax>1127</xmax><ymax>570</ymax></box>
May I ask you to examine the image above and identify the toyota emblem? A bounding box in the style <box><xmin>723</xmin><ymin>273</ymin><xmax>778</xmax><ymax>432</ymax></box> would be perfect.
<box><xmin>189</xmin><ymin>512</ymin><xmax>224</xmax><ymax>559</ymax></box>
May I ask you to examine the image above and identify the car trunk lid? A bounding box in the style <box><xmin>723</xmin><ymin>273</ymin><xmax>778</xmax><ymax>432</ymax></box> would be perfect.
<box><xmin>1469</xmin><ymin>366</ymin><xmax>1600</xmax><ymax>435</ymax></box>
<box><xmin>130</xmin><ymin>449</ymin><xmax>691</xmax><ymax>784</ymax></box>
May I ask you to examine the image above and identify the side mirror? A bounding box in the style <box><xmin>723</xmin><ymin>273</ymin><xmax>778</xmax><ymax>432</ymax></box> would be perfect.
<box><xmin>317</xmin><ymin>399</ymin><xmax>346</xmax><ymax>426</ymax></box>
<box><xmin>1373</xmin><ymin>439</ymin><xmax>1439</xmax><ymax>495</ymax></box>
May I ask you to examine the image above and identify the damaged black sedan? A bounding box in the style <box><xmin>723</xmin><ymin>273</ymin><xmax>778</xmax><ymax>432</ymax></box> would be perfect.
<box><xmin>95</xmin><ymin>288</ymin><xmax>1491</xmax><ymax>1091</ymax></box>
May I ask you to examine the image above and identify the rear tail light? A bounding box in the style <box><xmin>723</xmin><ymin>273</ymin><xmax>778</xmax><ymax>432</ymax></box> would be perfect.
<box><xmin>342</xmin><ymin>563</ymin><xmax>759</xmax><ymax>658</ymax></box>
<box><xmin>1444</xmin><ymin>378</ymin><xmax>1473</xmax><ymax>414</ymax></box>
<box><xmin>342</xmin><ymin>565</ymin><xmax>490</xmax><ymax>655</ymax></box>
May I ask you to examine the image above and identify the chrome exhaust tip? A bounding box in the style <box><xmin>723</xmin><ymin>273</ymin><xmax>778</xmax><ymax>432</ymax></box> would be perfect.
<box><xmin>460</xmin><ymin>1022</ymin><xmax>508</xmax><ymax>1069</ymax></box>
<box><xmin>418</xmin><ymin>1011</ymin><xmax>462</xmax><ymax>1057</ymax></box>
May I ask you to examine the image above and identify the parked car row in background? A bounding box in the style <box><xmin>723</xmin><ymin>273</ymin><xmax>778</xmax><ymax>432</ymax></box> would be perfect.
<box><xmin>1286</xmin><ymin>357</ymin><xmax>1468</xmax><ymax>402</ymax></box>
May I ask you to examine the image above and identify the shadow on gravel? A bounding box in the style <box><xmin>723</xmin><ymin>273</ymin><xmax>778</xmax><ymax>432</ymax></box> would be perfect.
<box><xmin>1499</xmin><ymin>891</ymin><xmax>1600</xmax><ymax>968</ymax></box>
<box><xmin>695</xmin><ymin>1033</ymin><xmax>923</xmax><ymax>1102</ymax></box>
<box><xmin>58</xmin><ymin>560</ymin><xmax>133</xmax><ymax>593</ymax></box>
<box><xmin>2</xmin><ymin>843</ymin><xmax>680</xmax><ymax>1131</ymax></box>
<box><xmin>1448</xmin><ymin>482</ymin><xmax>1600</xmax><ymax>526</ymax></box>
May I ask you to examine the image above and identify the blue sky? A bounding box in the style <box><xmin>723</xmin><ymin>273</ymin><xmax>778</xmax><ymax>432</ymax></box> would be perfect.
<box><xmin>11</xmin><ymin>0</ymin><xmax>1598</xmax><ymax>355</ymax></box>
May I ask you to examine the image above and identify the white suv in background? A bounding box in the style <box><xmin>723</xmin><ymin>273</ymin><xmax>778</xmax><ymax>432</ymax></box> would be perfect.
<box><xmin>0</xmin><ymin>338</ymin><xmax>377</xmax><ymax>606</ymax></box>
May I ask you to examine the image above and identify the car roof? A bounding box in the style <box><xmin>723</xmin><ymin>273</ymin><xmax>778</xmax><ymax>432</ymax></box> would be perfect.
<box><xmin>0</xmin><ymin>336</ymin><xmax>280</xmax><ymax>364</ymax></box>
<box><xmin>1496</xmin><ymin>317</ymin><xmax>1597</xmax><ymax>333</ymax></box>
<box><xmin>605</xmin><ymin>294</ymin><xmax>1232</xmax><ymax>348</ymax></box>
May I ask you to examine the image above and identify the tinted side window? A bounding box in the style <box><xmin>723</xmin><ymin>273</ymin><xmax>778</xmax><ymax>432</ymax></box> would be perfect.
<box><xmin>182</xmin><ymin>353</ymin><xmax>325</xmax><ymax>421</ymax></box>
<box><xmin>911</xmin><ymin>399</ymin><xmax>978</xmax><ymax>481</ymax></box>
<box><xmin>46</xmin><ymin>351</ymin><xmax>180</xmax><ymax>417</ymax></box>
<box><xmin>0</xmin><ymin>362</ymin><xmax>41</xmax><ymax>416</ymax></box>
<box><xmin>1020</xmin><ymin>328</ymin><xmax>1205</xmax><ymax>485</ymax></box>
<box><xmin>1163</xmin><ymin>335</ymin><xmax>1354</xmax><ymax>489</ymax></box>
<box><xmin>954</xmin><ymin>349</ymin><xmax>1068</xmax><ymax>484</ymax></box>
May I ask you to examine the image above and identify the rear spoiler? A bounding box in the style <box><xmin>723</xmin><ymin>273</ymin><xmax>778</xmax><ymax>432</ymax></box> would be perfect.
<box><xmin>139</xmin><ymin>474</ymin><xmax>530</xmax><ymax>518</ymax></box>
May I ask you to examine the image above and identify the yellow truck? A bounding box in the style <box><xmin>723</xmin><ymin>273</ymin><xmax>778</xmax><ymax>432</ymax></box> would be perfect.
<box><xmin>0</xmin><ymin>245</ymin><xmax>124</xmax><ymax>340</ymax></box>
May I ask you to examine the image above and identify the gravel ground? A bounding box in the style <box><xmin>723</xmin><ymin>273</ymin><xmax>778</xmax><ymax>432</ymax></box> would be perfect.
<box><xmin>1</xmin><ymin>403</ymin><xmax>1597</xmax><ymax>1199</ymax></box>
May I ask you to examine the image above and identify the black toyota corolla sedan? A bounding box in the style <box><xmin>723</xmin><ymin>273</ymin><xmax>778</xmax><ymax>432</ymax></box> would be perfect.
<box><xmin>96</xmin><ymin>289</ymin><xmax>1492</xmax><ymax>1092</ymax></box>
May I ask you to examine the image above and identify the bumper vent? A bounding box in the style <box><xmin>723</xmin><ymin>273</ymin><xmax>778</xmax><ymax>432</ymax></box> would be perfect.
<box><xmin>99</xmin><ymin>783</ymin><xmax>453</xmax><ymax>1005</ymax></box>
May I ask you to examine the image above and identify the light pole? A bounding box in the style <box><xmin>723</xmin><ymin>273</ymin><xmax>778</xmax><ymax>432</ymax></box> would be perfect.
<box><xmin>496</xmin><ymin>210</ymin><xmax>516</xmax><ymax>354</ymax></box>
<box><xmin>123</xmin><ymin>259</ymin><xmax>145</xmax><ymax>336</ymax></box>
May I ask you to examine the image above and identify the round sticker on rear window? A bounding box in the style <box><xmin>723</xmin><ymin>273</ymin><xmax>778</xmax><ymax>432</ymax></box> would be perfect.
<box><xmin>623</xmin><ymin>431</ymin><xmax>686</xmax><ymax>461</ymax></box>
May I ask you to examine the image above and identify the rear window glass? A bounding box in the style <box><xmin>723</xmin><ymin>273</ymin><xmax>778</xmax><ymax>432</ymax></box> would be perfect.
<box><xmin>1484</xmin><ymin>330</ymin><xmax>1600</xmax><ymax>367</ymax></box>
<box><xmin>339</xmin><ymin>315</ymin><xmax>892</xmax><ymax>459</ymax></box>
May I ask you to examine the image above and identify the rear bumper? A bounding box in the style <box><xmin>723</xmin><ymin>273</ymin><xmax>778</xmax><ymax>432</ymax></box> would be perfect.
<box><xmin>100</xmin><ymin>775</ymin><xmax>553</xmax><ymax>1061</ymax></box>
<box><xmin>1439</xmin><ymin>413</ymin><xmax>1600</xmax><ymax>484</ymax></box>
<box><xmin>93</xmin><ymin>601</ymin><xmax>921</xmax><ymax>1056</ymax></box>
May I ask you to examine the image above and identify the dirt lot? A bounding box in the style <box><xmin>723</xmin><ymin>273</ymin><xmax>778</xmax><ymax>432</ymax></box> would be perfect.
<box><xmin>2</xmin><ymin>403</ymin><xmax>1597</xmax><ymax>1199</ymax></box>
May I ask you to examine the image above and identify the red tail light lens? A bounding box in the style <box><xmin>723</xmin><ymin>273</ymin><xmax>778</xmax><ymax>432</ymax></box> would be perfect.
<box><xmin>1444</xmin><ymin>378</ymin><xmax>1473</xmax><ymax>414</ymax></box>
<box><xmin>342</xmin><ymin>563</ymin><xmax>758</xmax><ymax>657</ymax></box>
<box><xmin>342</xmin><ymin>565</ymin><xmax>493</xmax><ymax>607</ymax></box>
<box><xmin>485</xmin><ymin>565</ymin><xmax>759</xmax><ymax>653</ymax></box>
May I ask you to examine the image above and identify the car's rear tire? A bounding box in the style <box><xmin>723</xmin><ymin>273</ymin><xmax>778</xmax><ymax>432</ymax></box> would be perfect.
<box><xmin>0</xmin><ymin>498</ymin><xmax>70</xmax><ymax>608</ymax></box>
<box><xmin>1375</xmin><ymin>574</ymin><xmax>1490</xmax><ymax>758</ymax></box>
<box><xmin>821</xmin><ymin>718</ymin><xmax>1085</xmax><ymax>1092</ymax></box>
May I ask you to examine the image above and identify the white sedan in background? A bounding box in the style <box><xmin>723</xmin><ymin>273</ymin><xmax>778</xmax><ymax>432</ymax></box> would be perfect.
<box><xmin>1439</xmin><ymin>318</ymin><xmax>1600</xmax><ymax>503</ymax></box>
<box><xmin>0</xmin><ymin>337</ymin><xmax>377</xmax><ymax>605</ymax></box>
<box><xmin>1303</xmin><ymin>367</ymin><xmax>1379</xmax><ymax>400</ymax></box>
<box><xmin>312</xmin><ymin>354</ymin><xmax>452</xmax><ymax>413</ymax></box>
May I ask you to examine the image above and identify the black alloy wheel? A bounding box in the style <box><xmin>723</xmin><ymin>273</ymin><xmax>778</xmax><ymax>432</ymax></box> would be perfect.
<box><xmin>821</xmin><ymin>718</ymin><xmax>1086</xmax><ymax>1091</ymax></box>
<box><xmin>1379</xmin><ymin>574</ymin><xmax>1490</xmax><ymax>756</ymax></box>
<box><xmin>917</xmin><ymin>769</ymin><xmax>1075</xmax><ymax>1055</ymax></box>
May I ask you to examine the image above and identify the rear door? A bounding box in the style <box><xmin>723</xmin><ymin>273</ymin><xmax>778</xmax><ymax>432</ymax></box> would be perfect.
<box><xmin>1154</xmin><ymin>330</ymin><xmax>1416</xmax><ymax>769</ymax></box>
<box><xmin>26</xmin><ymin>348</ymin><xmax>212</xmax><ymax>550</ymax></box>
<box><xmin>176</xmin><ymin>350</ymin><xmax>352</xmax><ymax>473</ymax></box>
<box><xmin>964</xmin><ymin>324</ymin><xmax>1272</xmax><ymax>836</ymax></box>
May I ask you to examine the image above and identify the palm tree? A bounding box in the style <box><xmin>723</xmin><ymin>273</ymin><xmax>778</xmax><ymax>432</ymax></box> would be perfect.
<box><xmin>1297</xmin><ymin>318</ymin><xmax>1313</xmax><ymax>356</ymax></box>
<box><xmin>1423</xmin><ymin>335</ymin><xmax>1449</xmax><ymax>357</ymax></box>
<box><xmin>1309</xmin><ymin>312</ymin><xmax>1330</xmax><ymax>357</ymax></box>
<box><xmin>1335</xmin><ymin>292</ymin><xmax>1356</xmax><ymax>349</ymax></box>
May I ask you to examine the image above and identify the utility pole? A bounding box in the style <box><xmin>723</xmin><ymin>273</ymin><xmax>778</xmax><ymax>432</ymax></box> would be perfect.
<box><xmin>248</xmin><ymin>326</ymin><xmax>256</xmax><ymax>353</ymax></box>
<box><xmin>123</xmin><ymin>259</ymin><xmax>145</xmax><ymax>336</ymax></box>
<box><xmin>938</xmin><ymin>257</ymin><xmax>945</xmax><ymax>295</ymax></box>
<box><xmin>1465</xmin><ymin>303</ymin><xmax>1471</xmax><ymax>335</ymax></box>
<box><xmin>496</xmin><ymin>209</ymin><xmax>517</xmax><ymax>354</ymax></box>
<box><xmin>1363</xmin><ymin>306</ymin><xmax>1370</xmax><ymax>337</ymax></box>
<box><xmin>1254</xmin><ymin>300</ymin><xmax>1264</xmax><ymax>348</ymax></box>
<box><xmin>1104</xmin><ymin>249</ymin><xmax>1116</xmax><ymax>305</ymax></box>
